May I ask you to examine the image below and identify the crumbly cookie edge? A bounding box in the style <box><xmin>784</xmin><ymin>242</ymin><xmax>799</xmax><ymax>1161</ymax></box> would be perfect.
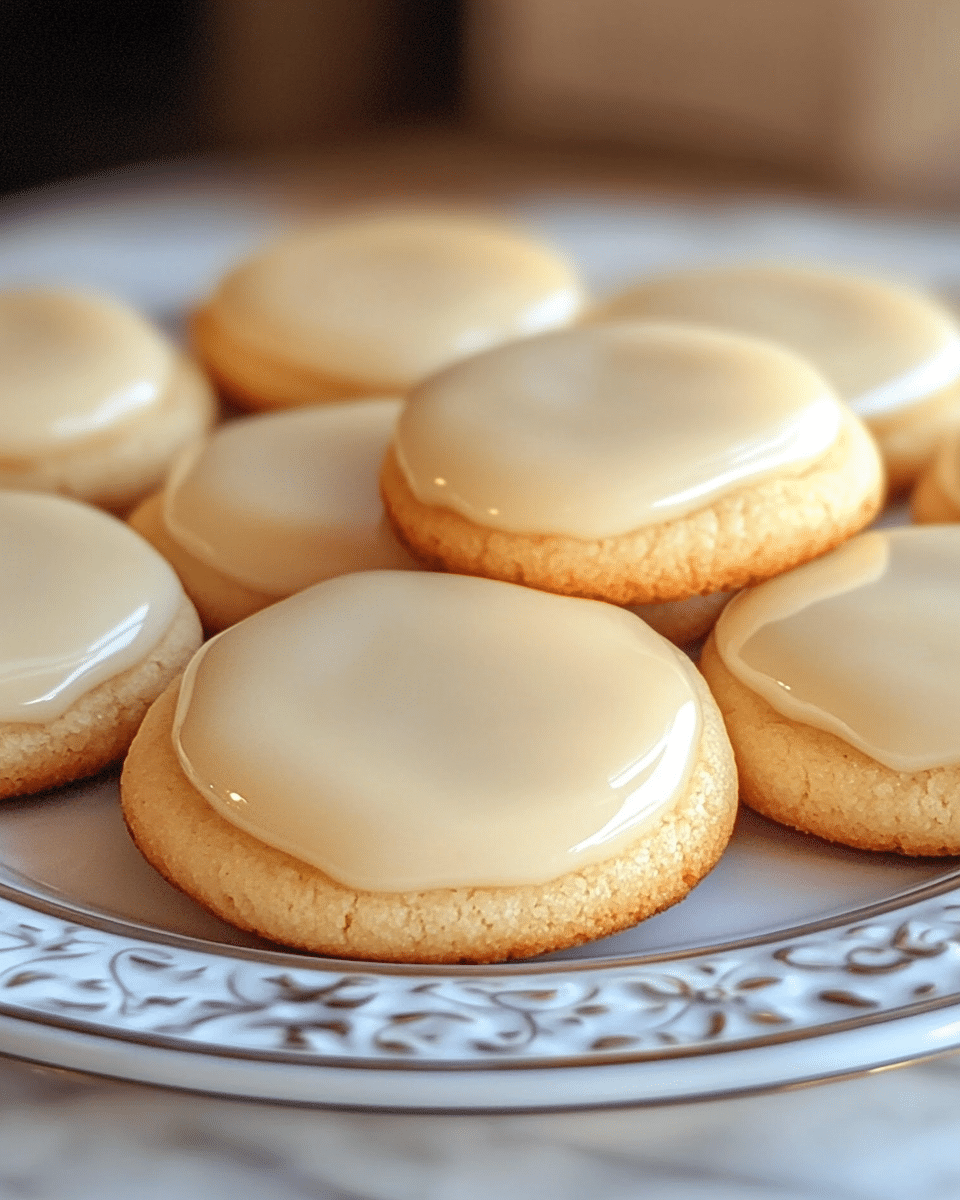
<box><xmin>699</xmin><ymin>632</ymin><xmax>960</xmax><ymax>856</ymax></box>
<box><xmin>380</xmin><ymin>414</ymin><xmax>885</xmax><ymax>605</ymax></box>
<box><xmin>120</xmin><ymin>674</ymin><xmax>738</xmax><ymax>965</ymax></box>
<box><xmin>0</xmin><ymin>599</ymin><xmax>202</xmax><ymax>800</ymax></box>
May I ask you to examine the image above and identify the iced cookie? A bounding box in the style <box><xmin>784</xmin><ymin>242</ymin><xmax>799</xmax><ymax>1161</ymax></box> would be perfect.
<box><xmin>0</xmin><ymin>289</ymin><xmax>216</xmax><ymax>513</ymax></box>
<box><xmin>129</xmin><ymin>399</ymin><xmax>417</xmax><ymax>632</ymax></box>
<box><xmin>120</xmin><ymin>571</ymin><xmax>738</xmax><ymax>964</ymax></box>
<box><xmin>192</xmin><ymin>212</ymin><xmax>585</xmax><ymax>411</ymax></box>
<box><xmin>911</xmin><ymin>429</ymin><xmax>960</xmax><ymax>523</ymax></box>
<box><xmin>1</xmin><ymin>492</ymin><xmax>202</xmax><ymax>800</ymax></box>
<box><xmin>700</xmin><ymin>526</ymin><xmax>960</xmax><ymax>855</ymax></box>
<box><xmin>629</xmin><ymin>592</ymin><xmax>736</xmax><ymax>647</ymax></box>
<box><xmin>590</xmin><ymin>264</ymin><xmax>960</xmax><ymax>492</ymax></box>
<box><xmin>381</xmin><ymin>323</ymin><xmax>884</xmax><ymax>642</ymax></box>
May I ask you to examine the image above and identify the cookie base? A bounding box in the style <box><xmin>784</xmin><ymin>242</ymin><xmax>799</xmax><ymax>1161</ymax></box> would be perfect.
<box><xmin>869</xmin><ymin>379</ymin><xmax>960</xmax><ymax>495</ymax></box>
<box><xmin>910</xmin><ymin>455</ymin><xmax>960</xmax><ymax>524</ymax></box>
<box><xmin>381</xmin><ymin>413</ymin><xmax>884</xmax><ymax>606</ymax></box>
<box><xmin>630</xmin><ymin>592</ymin><xmax>734</xmax><ymax>646</ymax></box>
<box><xmin>121</xmin><ymin>672</ymin><xmax>738</xmax><ymax>965</ymax></box>
<box><xmin>191</xmin><ymin>306</ymin><xmax>375</xmax><ymax>412</ymax></box>
<box><xmin>699</xmin><ymin>632</ymin><xmax>960</xmax><ymax>856</ymax></box>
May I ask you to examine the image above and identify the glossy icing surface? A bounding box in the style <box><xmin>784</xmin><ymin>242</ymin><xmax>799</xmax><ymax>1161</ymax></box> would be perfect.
<box><xmin>173</xmin><ymin>572</ymin><xmax>703</xmax><ymax>891</ymax></box>
<box><xmin>715</xmin><ymin>526</ymin><xmax>960</xmax><ymax>770</ymax></box>
<box><xmin>163</xmin><ymin>400</ymin><xmax>416</xmax><ymax>595</ymax></box>
<box><xmin>594</xmin><ymin>265</ymin><xmax>960</xmax><ymax>420</ymax></box>
<box><xmin>0</xmin><ymin>492</ymin><xmax>183</xmax><ymax>723</ymax></box>
<box><xmin>395</xmin><ymin>322</ymin><xmax>843</xmax><ymax>538</ymax></box>
<box><xmin>0</xmin><ymin>290</ymin><xmax>172</xmax><ymax>456</ymax></box>
<box><xmin>209</xmin><ymin>213</ymin><xmax>584</xmax><ymax>389</ymax></box>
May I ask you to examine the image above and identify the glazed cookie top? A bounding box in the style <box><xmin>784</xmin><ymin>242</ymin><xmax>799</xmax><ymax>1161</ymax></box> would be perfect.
<box><xmin>173</xmin><ymin>572</ymin><xmax>704</xmax><ymax>891</ymax></box>
<box><xmin>394</xmin><ymin>322</ymin><xmax>844</xmax><ymax>538</ymax></box>
<box><xmin>714</xmin><ymin>526</ymin><xmax>960</xmax><ymax>771</ymax></box>
<box><xmin>0</xmin><ymin>289</ymin><xmax>173</xmax><ymax>457</ymax></box>
<box><xmin>591</xmin><ymin>265</ymin><xmax>960</xmax><ymax>422</ymax></box>
<box><xmin>0</xmin><ymin>492</ymin><xmax>184</xmax><ymax>723</ymax></box>
<box><xmin>163</xmin><ymin>400</ymin><xmax>416</xmax><ymax>595</ymax></box>
<box><xmin>206</xmin><ymin>213</ymin><xmax>585</xmax><ymax>390</ymax></box>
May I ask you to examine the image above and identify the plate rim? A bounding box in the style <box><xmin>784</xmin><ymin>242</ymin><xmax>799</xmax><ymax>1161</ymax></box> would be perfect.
<box><xmin>2</xmin><ymin>858</ymin><xmax>960</xmax><ymax>1086</ymax></box>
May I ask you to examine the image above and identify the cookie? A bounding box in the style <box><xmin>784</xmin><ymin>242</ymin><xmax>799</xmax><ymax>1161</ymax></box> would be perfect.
<box><xmin>700</xmin><ymin>526</ymin><xmax>960</xmax><ymax>855</ymax></box>
<box><xmin>0</xmin><ymin>288</ymin><xmax>216</xmax><ymax>513</ymax></box>
<box><xmin>121</xmin><ymin>571</ymin><xmax>738</xmax><ymax>964</ymax></box>
<box><xmin>129</xmin><ymin>399</ymin><xmax>418</xmax><ymax>632</ymax></box>
<box><xmin>191</xmin><ymin>212</ymin><xmax>585</xmax><ymax>411</ymax></box>
<box><xmin>1</xmin><ymin>492</ymin><xmax>202</xmax><ymax>799</ymax></box>
<box><xmin>911</xmin><ymin>429</ymin><xmax>960</xmax><ymax>523</ymax></box>
<box><xmin>381</xmin><ymin>322</ymin><xmax>884</xmax><ymax>640</ymax></box>
<box><xmin>589</xmin><ymin>264</ymin><xmax>960</xmax><ymax>492</ymax></box>
<box><xmin>629</xmin><ymin>592</ymin><xmax>735</xmax><ymax>647</ymax></box>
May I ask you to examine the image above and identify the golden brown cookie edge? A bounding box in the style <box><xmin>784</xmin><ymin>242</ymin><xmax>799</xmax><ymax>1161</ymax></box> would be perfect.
<box><xmin>381</xmin><ymin>413</ymin><xmax>885</xmax><ymax>606</ymax></box>
<box><xmin>0</xmin><ymin>599</ymin><xmax>202</xmax><ymax>801</ymax></box>
<box><xmin>120</xmin><ymin>671</ymin><xmax>738</xmax><ymax>965</ymax></box>
<box><xmin>191</xmin><ymin>306</ymin><xmax>378</xmax><ymax>412</ymax></box>
<box><xmin>699</xmin><ymin>632</ymin><xmax>960</xmax><ymax>856</ymax></box>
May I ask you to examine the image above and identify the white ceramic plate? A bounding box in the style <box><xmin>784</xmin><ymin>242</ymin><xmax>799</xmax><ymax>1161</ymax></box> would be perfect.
<box><xmin>2</xmin><ymin>167</ymin><xmax>960</xmax><ymax>1111</ymax></box>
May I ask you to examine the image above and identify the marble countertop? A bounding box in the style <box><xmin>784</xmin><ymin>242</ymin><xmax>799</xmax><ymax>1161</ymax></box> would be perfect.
<box><xmin>1</xmin><ymin>1051</ymin><xmax>959</xmax><ymax>1199</ymax></box>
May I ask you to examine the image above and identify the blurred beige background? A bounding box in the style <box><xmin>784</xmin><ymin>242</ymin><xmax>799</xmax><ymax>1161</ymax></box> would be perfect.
<box><xmin>464</xmin><ymin>0</ymin><xmax>960</xmax><ymax>203</ymax></box>
<box><xmin>6</xmin><ymin>0</ymin><xmax>959</xmax><ymax>207</ymax></box>
<box><xmin>203</xmin><ymin>0</ymin><xmax>960</xmax><ymax>205</ymax></box>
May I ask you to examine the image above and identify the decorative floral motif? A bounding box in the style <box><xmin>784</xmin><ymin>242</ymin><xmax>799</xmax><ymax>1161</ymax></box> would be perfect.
<box><xmin>1</xmin><ymin>888</ymin><xmax>960</xmax><ymax>1066</ymax></box>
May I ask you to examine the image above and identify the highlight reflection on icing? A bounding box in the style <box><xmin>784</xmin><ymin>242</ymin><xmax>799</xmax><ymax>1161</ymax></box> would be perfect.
<box><xmin>162</xmin><ymin>400</ymin><xmax>417</xmax><ymax>595</ymax></box>
<box><xmin>395</xmin><ymin>323</ymin><xmax>843</xmax><ymax>538</ymax></box>
<box><xmin>572</xmin><ymin>700</ymin><xmax>699</xmax><ymax>852</ymax></box>
<box><xmin>715</xmin><ymin>527</ymin><xmax>960</xmax><ymax>770</ymax></box>
<box><xmin>856</xmin><ymin>338</ymin><xmax>960</xmax><ymax>418</ymax></box>
<box><xmin>0</xmin><ymin>493</ymin><xmax>183</xmax><ymax>723</ymax></box>
<box><xmin>173</xmin><ymin>572</ymin><xmax>703</xmax><ymax>891</ymax></box>
<box><xmin>0</xmin><ymin>290</ymin><xmax>171</xmax><ymax>455</ymax></box>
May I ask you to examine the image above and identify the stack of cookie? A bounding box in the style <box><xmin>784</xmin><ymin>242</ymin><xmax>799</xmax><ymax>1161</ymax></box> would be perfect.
<box><xmin>6</xmin><ymin>211</ymin><xmax>960</xmax><ymax>964</ymax></box>
<box><xmin>122</xmin><ymin>214</ymin><xmax>743</xmax><ymax>962</ymax></box>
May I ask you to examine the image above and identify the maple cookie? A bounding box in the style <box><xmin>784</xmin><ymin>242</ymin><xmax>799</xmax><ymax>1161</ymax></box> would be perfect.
<box><xmin>192</xmin><ymin>212</ymin><xmax>586</xmax><ymax>412</ymax></box>
<box><xmin>120</xmin><ymin>572</ymin><xmax>738</xmax><ymax>964</ymax></box>
<box><xmin>0</xmin><ymin>492</ymin><xmax>202</xmax><ymax>800</ymax></box>
<box><xmin>0</xmin><ymin>289</ymin><xmax>215</xmax><ymax>513</ymax></box>
<box><xmin>381</xmin><ymin>323</ymin><xmax>884</xmax><ymax>643</ymax></box>
<box><xmin>911</xmin><ymin>429</ymin><xmax>960</xmax><ymax>523</ymax></box>
<box><xmin>590</xmin><ymin>264</ymin><xmax>960</xmax><ymax>492</ymax></box>
<box><xmin>700</xmin><ymin>526</ymin><xmax>960</xmax><ymax>855</ymax></box>
<box><xmin>129</xmin><ymin>399</ymin><xmax>417</xmax><ymax>632</ymax></box>
<box><xmin>629</xmin><ymin>592</ymin><xmax>736</xmax><ymax>647</ymax></box>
